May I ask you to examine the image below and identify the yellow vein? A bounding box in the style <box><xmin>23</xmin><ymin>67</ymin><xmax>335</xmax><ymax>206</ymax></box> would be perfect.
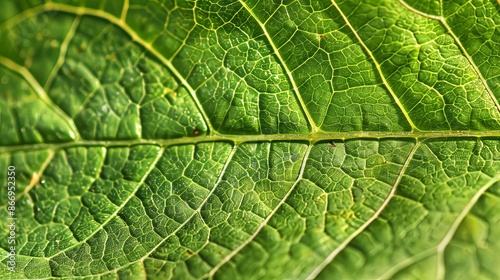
<box><xmin>17</xmin><ymin>150</ymin><xmax>55</xmax><ymax>200</ymax></box>
<box><xmin>206</xmin><ymin>144</ymin><xmax>313</xmax><ymax>278</ymax></box>
<box><xmin>0</xmin><ymin>55</ymin><xmax>81</xmax><ymax>140</ymax></box>
<box><xmin>47</xmin><ymin>146</ymin><xmax>165</xmax><ymax>260</ymax></box>
<box><xmin>306</xmin><ymin>141</ymin><xmax>421</xmax><ymax>279</ymax></box>
<box><xmin>440</xmin><ymin>0</ymin><xmax>444</xmax><ymax>20</ymax></box>
<box><xmin>121</xmin><ymin>0</ymin><xmax>129</xmax><ymax>22</ymax></box>
<box><xmin>439</xmin><ymin>21</ymin><xmax>500</xmax><ymax>115</ymax></box>
<box><xmin>0</xmin><ymin>5</ymin><xmax>42</xmax><ymax>31</ymax></box>
<box><xmin>330</xmin><ymin>0</ymin><xmax>418</xmax><ymax>131</ymax></box>
<box><xmin>397</xmin><ymin>0</ymin><xmax>442</xmax><ymax>20</ymax></box>
<box><xmin>398</xmin><ymin>0</ymin><xmax>500</xmax><ymax>116</ymax></box>
<box><xmin>44</xmin><ymin>16</ymin><xmax>81</xmax><ymax>91</ymax></box>
<box><xmin>37</xmin><ymin>2</ymin><xmax>215</xmax><ymax>135</ymax></box>
<box><xmin>237</xmin><ymin>0</ymin><xmax>319</xmax><ymax>133</ymax></box>
<box><xmin>436</xmin><ymin>248</ymin><xmax>445</xmax><ymax>280</ymax></box>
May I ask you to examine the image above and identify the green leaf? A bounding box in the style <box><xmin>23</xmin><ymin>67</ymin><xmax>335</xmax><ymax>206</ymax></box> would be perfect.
<box><xmin>1</xmin><ymin>0</ymin><xmax>500</xmax><ymax>279</ymax></box>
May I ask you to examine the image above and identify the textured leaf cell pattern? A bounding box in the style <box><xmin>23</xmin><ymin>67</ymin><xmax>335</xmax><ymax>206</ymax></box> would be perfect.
<box><xmin>1</xmin><ymin>0</ymin><xmax>500</xmax><ymax>279</ymax></box>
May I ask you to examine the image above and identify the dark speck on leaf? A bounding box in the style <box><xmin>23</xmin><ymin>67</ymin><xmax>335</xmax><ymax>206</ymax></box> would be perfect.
<box><xmin>186</xmin><ymin>249</ymin><xmax>193</xmax><ymax>256</ymax></box>
<box><xmin>352</xmin><ymin>187</ymin><xmax>364</xmax><ymax>203</ymax></box>
<box><xmin>318</xmin><ymin>34</ymin><xmax>325</xmax><ymax>40</ymax></box>
<box><xmin>329</xmin><ymin>141</ymin><xmax>336</xmax><ymax>148</ymax></box>
<box><xmin>193</xmin><ymin>129</ymin><xmax>200</xmax><ymax>136</ymax></box>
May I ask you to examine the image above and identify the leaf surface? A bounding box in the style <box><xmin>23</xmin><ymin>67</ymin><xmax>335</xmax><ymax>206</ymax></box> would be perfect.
<box><xmin>1</xmin><ymin>0</ymin><xmax>500</xmax><ymax>279</ymax></box>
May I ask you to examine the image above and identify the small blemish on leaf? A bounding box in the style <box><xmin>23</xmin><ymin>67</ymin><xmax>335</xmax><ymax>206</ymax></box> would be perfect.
<box><xmin>193</xmin><ymin>129</ymin><xmax>200</xmax><ymax>136</ymax></box>
<box><xmin>77</xmin><ymin>45</ymin><xmax>87</xmax><ymax>53</ymax></box>
<box><xmin>329</xmin><ymin>141</ymin><xmax>336</xmax><ymax>148</ymax></box>
<box><xmin>186</xmin><ymin>249</ymin><xmax>193</xmax><ymax>256</ymax></box>
<box><xmin>317</xmin><ymin>34</ymin><xmax>325</xmax><ymax>41</ymax></box>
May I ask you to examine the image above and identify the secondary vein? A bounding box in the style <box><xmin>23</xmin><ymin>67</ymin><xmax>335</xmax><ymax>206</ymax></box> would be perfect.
<box><xmin>37</xmin><ymin>2</ymin><xmax>216</xmax><ymax>135</ymax></box>
<box><xmin>306</xmin><ymin>140</ymin><xmax>421</xmax><ymax>279</ymax></box>
<box><xmin>237</xmin><ymin>0</ymin><xmax>319</xmax><ymax>133</ymax></box>
<box><xmin>3</xmin><ymin>130</ymin><xmax>500</xmax><ymax>153</ymax></box>
<box><xmin>0</xmin><ymin>55</ymin><xmax>81</xmax><ymax>140</ymax></box>
<box><xmin>330</xmin><ymin>0</ymin><xmax>419</xmax><ymax>131</ymax></box>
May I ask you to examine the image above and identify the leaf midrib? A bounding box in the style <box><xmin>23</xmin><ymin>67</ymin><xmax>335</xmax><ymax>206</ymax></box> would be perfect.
<box><xmin>3</xmin><ymin>130</ymin><xmax>500</xmax><ymax>153</ymax></box>
<box><xmin>3</xmin><ymin>2</ymin><xmax>500</xmax><ymax>144</ymax></box>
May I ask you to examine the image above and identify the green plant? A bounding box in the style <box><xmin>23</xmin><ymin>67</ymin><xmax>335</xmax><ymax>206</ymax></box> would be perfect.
<box><xmin>1</xmin><ymin>0</ymin><xmax>500</xmax><ymax>279</ymax></box>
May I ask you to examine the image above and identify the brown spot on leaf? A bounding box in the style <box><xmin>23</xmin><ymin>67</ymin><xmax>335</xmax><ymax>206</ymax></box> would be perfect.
<box><xmin>77</xmin><ymin>45</ymin><xmax>86</xmax><ymax>53</ymax></box>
